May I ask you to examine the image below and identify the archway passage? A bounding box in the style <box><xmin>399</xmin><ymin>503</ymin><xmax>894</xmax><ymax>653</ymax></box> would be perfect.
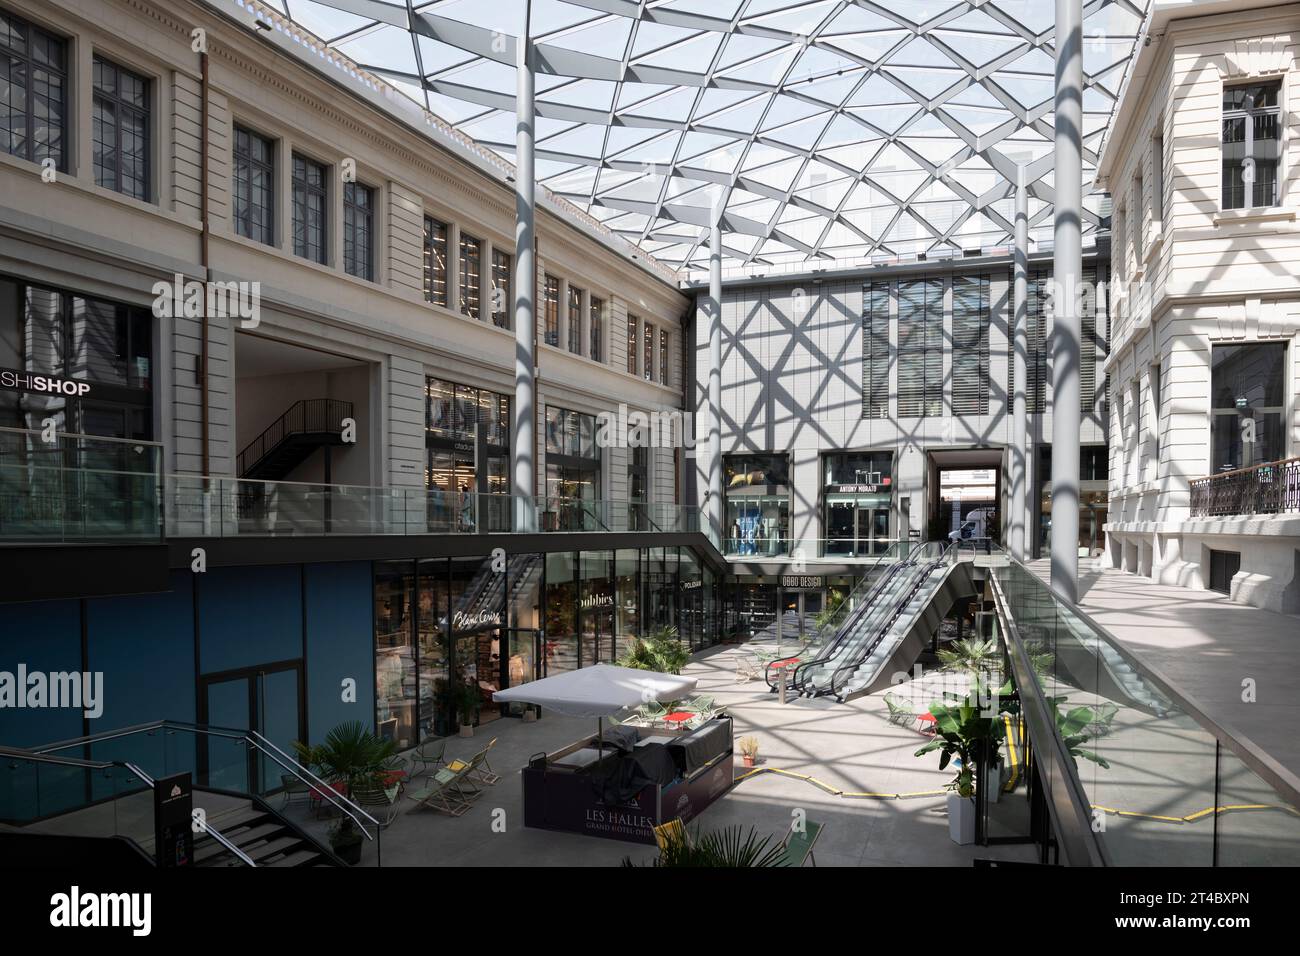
<box><xmin>926</xmin><ymin>449</ymin><xmax>1004</xmax><ymax>546</ymax></box>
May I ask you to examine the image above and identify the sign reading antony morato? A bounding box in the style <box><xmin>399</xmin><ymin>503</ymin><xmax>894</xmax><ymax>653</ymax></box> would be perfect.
<box><xmin>0</xmin><ymin>367</ymin><xmax>91</xmax><ymax>397</ymax></box>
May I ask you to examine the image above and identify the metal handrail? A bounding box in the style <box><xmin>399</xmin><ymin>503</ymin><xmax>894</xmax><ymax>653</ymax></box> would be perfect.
<box><xmin>237</xmin><ymin>398</ymin><xmax>353</xmax><ymax>476</ymax></box>
<box><xmin>823</xmin><ymin>542</ymin><xmax>954</xmax><ymax>698</ymax></box>
<box><xmin>0</xmin><ymin>425</ymin><xmax>164</xmax><ymax>450</ymax></box>
<box><xmin>33</xmin><ymin>719</ymin><xmax>379</xmax><ymax>838</ymax></box>
<box><xmin>120</xmin><ymin>760</ymin><xmax>257</xmax><ymax>867</ymax></box>
<box><xmin>788</xmin><ymin>541</ymin><xmax>925</xmax><ymax>694</ymax></box>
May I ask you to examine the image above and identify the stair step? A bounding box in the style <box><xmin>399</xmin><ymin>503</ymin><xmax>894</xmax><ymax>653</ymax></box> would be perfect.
<box><xmin>266</xmin><ymin>849</ymin><xmax>324</xmax><ymax>867</ymax></box>
<box><xmin>228</xmin><ymin>822</ymin><xmax>284</xmax><ymax>846</ymax></box>
<box><xmin>246</xmin><ymin>835</ymin><xmax>304</xmax><ymax>862</ymax></box>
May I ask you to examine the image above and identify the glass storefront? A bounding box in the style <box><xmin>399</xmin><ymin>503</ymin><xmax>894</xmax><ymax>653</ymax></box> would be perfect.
<box><xmin>1210</xmin><ymin>343</ymin><xmax>1287</xmax><ymax>471</ymax></box>
<box><xmin>426</xmin><ymin>376</ymin><xmax>510</xmax><ymax>531</ymax></box>
<box><xmin>822</xmin><ymin>451</ymin><xmax>893</xmax><ymax>556</ymax></box>
<box><xmin>545</xmin><ymin>405</ymin><xmax>601</xmax><ymax>530</ymax></box>
<box><xmin>375</xmin><ymin>552</ymin><xmax>543</xmax><ymax>743</ymax></box>
<box><xmin>0</xmin><ymin>277</ymin><xmax>154</xmax><ymax>439</ymax></box>
<box><xmin>725</xmin><ymin>453</ymin><xmax>790</xmax><ymax>555</ymax></box>
<box><xmin>1038</xmin><ymin>445</ymin><xmax>1109</xmax><ymax>557</ymax></box>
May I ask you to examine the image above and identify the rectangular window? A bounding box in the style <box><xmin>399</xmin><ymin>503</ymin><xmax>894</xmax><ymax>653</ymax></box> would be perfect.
<box><xmin>343</xmin><ymin>181</ymin><xmax>374</xmax><ymax>280</ymax></box>
<box><xmin>459</xmin><ymin>232</ymin><xmax>481</xmax><ymax>319</ymax></box>
<box><xmin>1210</xmin><ymin>342</ymin><xmax>1287</xmax><ymax>471</ymax></box>
<box><xmin>490</xmin><ymin>248</ymin><xmax>511</xmax><ymax>328</ymax></box>
<box><xmin>626</xmin><ymin>313</ymin><xmax>638</xmax><ymax>374</ymax></box>
<box><xmin>1025</xmin><ymin>271</ymin><xmax>1050</xmax><ymax>414</ymax></box>
<box><xmin>567</xmin><ymin>284</ymin><xmax>583</xmax><ymax>353</ymax></box>
<box><xmin>92</xmin><ymin>56</ymin><xmax>149</xmax><ymax>200</ymax></box>
<box><xmin>659</xmin><ymin>329</ymin><xmax>670</xmax><ymax>386</ymax></box>
<box><xmin>233</xmin><ymin>126</ymin><xmax>274</xmax><ymax>245</ymax></box>
<box><xmin>861</xmin><ymin>282</ymin><xmax>889</xmax><ymax>419</ymax></box>
<box><xmin>292</xmin><ymin>154</ymin><xmax>328</xmax><ymax>264</ymax></box>
<box><xmin>423</xmin><ymin>216</ymin><xmax>448</xmax><ymax>306</ymax></box>
<box><xmin>543</xmin><ymin>275</ymin><xmax>560</xmax><ymax>347</ymax></box>
<box><xmin>1152</xmin><ymin>134</ymin><xmax>1164</xmax><ymax>225</ymax></box>
<box><xmin>1222</xmin><ymin>81</ymin><xmax>1280</xmax><ymax>210</ymax></box>
<box><xmin>589</xmin><ymin>296</ymin><xmax>604</xmax><ymax>362</ymax></box>
<box><xmin>952</xmin><ymin>274</ymin><xmax>989</xmax><ymax>415</ymax></box>
<box><xmin>896</xmin><ymin>278</ymin><xmax>942</xmax><ymax>417</ymax></box>
<box><xmin>1132</xmin><ymin>174</ymin><xmax>1144</xmax><ymax>263</ymax></box>
<box><xmin>643</xmin><ymin>321</ymin><xmax>656</xmax><ymax>382</ymax></box>
<box><xmin>0</xmin><ymin>11</ymin><xmax>67</xmax><ymax>169</ymax></box>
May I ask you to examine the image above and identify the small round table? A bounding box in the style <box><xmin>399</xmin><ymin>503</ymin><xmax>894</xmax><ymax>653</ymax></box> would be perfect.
<box><xmin>662</xmin><ymin>711</ymin><xmax>695</xmax><ymax>730</ymax></box>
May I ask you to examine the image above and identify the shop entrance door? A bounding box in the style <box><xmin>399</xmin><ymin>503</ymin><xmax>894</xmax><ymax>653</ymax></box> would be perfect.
<box><xmin>501</xmin><ymin>628</ymin><xmax>539</xmax><ymax>717</ymax></box>
<box><xmin>198</xmin><ymin>662</ymin><xmax>304</xmax><ymax>795</ymax></box>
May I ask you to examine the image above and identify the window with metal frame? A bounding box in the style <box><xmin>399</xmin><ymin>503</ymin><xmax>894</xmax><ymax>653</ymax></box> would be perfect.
<box><xmin>0</xmin><ymin>10</ymin><xmax>67</xmax><ymax>170</ymax></box>
<box><xmin>626</xmin><ymin>313</ymin><xmax>638</xmax><ymax>374</ymax></box>
<box><xmin>292</xmin><ymin>154</ymin><xmax>328</xmax><ymax>264</ymax></box>
<box><xmin>343</xmin><ymin>181</ymin><xmax>374</xmax><ymax>280</ymax></box>
<box><xmin>1222</xmin><ymin>81</ymin><xmax>1280</xmax><ymax>210</ymax></box>
<box><xmin>233</xmin><ymin>126</ymin><xmax>274</xmax><ymax>245</ymax></box>
<box><xmin>861</xmin><ymin>281</ymin><xmax>889</xmax><ymax>419</ymax></box>
<box><xmin>896</xmin><ymin>278</ymin><xmax>942</xmax><ymax>417</ymax></box>
<box><xmin>459</xmin><ymin>232</ymin><xmax>481</xmax><ymax>319</ymax></box>
<box><xmin>659</xmin><ymin>329</ymin><xmax>670</xmax><ymax>386</ymax></box>
<box><xmin>643</xmin><ymin>321</ymin><xmax>655</xmax><ymax>382</ymax></box>
<box><xmin>951</xmin><ymin>275</ymin><xmax>989</xmax><ymax>416</ymax></box>
<box><xmin>567</xmin><ymin>284</ymin><xmax>582</xmax><ymax>353</ymax></box>
<box><xmin>589</xmin><ymin>296</ymin><xmax>603</xmax><ymax>361</ymax></box>
<box><xmin>423</xmin><ymin>216</ymin><xmax>448</xmax><ymax>306</ymax></box>
<box><xmin>92</xmin><ymin>55</ymin><xmax>149</xmax><ymax>200</ymax></box>
<box><xmin>543</xmin><ymin>275</ymin><xmax>559</xmax><ymax>347</ymax></box>
<box><xmin>490</xmin><ymin>248</ymin><xmax>511</xmax><ymax>328</ymax></box>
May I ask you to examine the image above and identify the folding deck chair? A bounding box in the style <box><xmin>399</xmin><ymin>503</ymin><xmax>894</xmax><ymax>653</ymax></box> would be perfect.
<box><xmin>405</xmin><ymin>766</ymin><xmax>472</xmax><ymax>817</ymax></box>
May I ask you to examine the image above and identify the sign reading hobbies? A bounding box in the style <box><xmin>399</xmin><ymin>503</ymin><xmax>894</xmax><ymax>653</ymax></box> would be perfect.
<box><xmin>0</xmin><ymin>368</ymin><xmax>91</xmax><ymax>397</ymax></box>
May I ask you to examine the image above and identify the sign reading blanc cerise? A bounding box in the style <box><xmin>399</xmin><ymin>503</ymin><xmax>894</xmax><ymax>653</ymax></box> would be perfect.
<box><xmin>0</xmin><ymin>367</ymin><xmax>92</xmax><ymax>397</ymax></box>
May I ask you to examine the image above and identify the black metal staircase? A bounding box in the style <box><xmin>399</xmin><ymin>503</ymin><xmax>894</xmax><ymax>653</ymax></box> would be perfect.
<box><xmin>237</xmin><ymin>399</ymin><xmax>353</xmax><ymax>481</ymax></box>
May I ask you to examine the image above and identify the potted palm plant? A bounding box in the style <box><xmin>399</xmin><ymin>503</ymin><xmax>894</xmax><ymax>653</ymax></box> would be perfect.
<box><xmin>455</xmin><ymin>683</ymin><xmax>479</xmax><ymax>737</ymax></box>
<box><xmin>292</xmin><ymin>720</ymin><xmax>396</xmax><ymax>865</ymax></box>
<box><xmin>738</xmin><ymin>736</ymin><xmax>760</xmax><ymax>768</ymax></box>
<box><xmin>914</xmin><ymin>688</ymin><xmax>1005</xmax><ymax>845</ymax></box>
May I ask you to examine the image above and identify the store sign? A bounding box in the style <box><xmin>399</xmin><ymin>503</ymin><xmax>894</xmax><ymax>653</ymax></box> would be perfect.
<box><xmin>682</xmin><ymin>580</ymin><xmax>702</xmax><ymax>591</ymax></box>
<box><xmin>829</xmin><ymin>482</ymin><xmax>890</xmax><ymax>494</ymax></box>
<box><xmin>450</xmin><ymin>610</ymin><xmax>501</xmax><ymax>631</ymax></box>
<box><xmin>154</xmin><ymin>772</ymin><xmax>194</xmax><ymax>868</ymax></box>
<box><xmin>0</xmin><ymin>367</ymin><xmax>91</xmax><ymax>397</ymax></box>
<box><xmin>580</xmin><ymin>593</ymin><xmax>614</xmax><ymax>609</ymax></box>
<box><xmin>781</xmin><ymin>575</ymin><xmax>824</xmax><ymax>590</ymax></box>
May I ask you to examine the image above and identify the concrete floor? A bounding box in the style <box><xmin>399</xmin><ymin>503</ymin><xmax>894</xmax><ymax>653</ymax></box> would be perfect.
<box><xmin>284</xmin><ymin>640</ymin><xmax>1040</xmax><ymax>867</ymax></box>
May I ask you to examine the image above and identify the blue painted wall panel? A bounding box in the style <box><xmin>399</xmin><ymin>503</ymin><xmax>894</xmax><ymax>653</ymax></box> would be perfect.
<box><xmin>197</xmin><ymin>565</ymin><xmax>303</xmax><ymax>675</ymax></box>
<box><xmin>304</xmin><ymin>562</ymin><xmax>374</xmax><ymax>744</ymax></box>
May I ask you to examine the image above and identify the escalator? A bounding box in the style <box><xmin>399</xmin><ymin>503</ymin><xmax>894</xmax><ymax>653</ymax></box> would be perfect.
<box><xmin>792</xmin><ymin>542</ymin><xmax>975</xmax><ymax>702</ymax></box>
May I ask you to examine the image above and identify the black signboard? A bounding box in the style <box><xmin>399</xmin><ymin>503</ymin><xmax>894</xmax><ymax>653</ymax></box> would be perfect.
<box><xmin>780</xmin><ymin>575</ymin><xmax>824</xmax><ymax>590</ymax></box>
<box><xmin>154</xmin><ymin>772</ymin><xmax>194</xmax><ymax>868</ymax></box>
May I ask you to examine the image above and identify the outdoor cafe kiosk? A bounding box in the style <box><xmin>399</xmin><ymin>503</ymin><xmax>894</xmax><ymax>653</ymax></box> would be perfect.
<box><xmin>493</xmin><ymin>665</ymin><xmax>734</xmax><ymax>844</ymax></box>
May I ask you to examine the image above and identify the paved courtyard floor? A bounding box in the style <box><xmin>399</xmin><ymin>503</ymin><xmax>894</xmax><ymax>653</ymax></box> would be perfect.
<box><xmin>286</xmin><ymin>640</ymin><xmax>1040</xmax><ymax>867</ymax></box>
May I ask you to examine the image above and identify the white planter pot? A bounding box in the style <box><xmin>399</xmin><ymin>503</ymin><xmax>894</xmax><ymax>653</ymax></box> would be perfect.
<box><xmin>459</xmin><ymin>724</ymin><xmax>474</xmax><ymax>738</ymax></box>
<box><xmin>983</xmin><ymin>764</ymin><xmax>1001</xmax><ymax>804</ymax></box>
<box><xmin>947</xmin><ymin>793</ymin><xmax>976</xmax><ymax>845</ymax></box>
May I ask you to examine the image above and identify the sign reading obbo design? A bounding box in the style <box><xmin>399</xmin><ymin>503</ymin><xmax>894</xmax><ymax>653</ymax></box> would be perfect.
<box><xmin>0</xmin><ymin>368</ymin><xmax>91</xmax><ymax>397</ymax></box>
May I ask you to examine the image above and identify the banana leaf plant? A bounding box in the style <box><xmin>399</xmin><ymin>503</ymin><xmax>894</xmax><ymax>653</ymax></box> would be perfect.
<box><xmin>1047</xmin><ymin>696</ymin><xmax>1111</xmax><ymax>769</ymax></box>
<box><xmin>914</xmin><ymin>681</ymin><xmax>1010</xmax><ymax>797</ymax></box>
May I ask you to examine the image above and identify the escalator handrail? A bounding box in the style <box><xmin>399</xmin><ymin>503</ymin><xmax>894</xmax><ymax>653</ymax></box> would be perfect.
<box><xmin>789</xmin><ymin>542</ymin><xmax>935</xmax><ymax>693</ymax></box>
<box><xmin>823</xmin><ymin>543</ymin><xmax>956</xmax><ymax>698</ymax></box>
<box><xmin>783</xmin><ymin>541</ymin><xmax>917</xmax><ymax>692</ymax></box>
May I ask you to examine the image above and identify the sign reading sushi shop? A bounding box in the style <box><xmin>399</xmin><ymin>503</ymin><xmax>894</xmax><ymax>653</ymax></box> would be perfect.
<box><xmin>0</xmin><ymin>368</ymin><xmax>92</xmax><ymax>397</ymax></box>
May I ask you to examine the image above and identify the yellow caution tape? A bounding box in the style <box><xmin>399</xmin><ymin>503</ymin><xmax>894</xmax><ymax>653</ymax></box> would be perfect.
<box><xmin>732</xmin><ymin>766</ymin><xmax>945</xmax><ymax>800</ymax></box>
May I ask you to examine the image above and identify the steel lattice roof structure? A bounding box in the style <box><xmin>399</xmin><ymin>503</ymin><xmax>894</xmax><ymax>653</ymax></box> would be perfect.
<box><xmin>228</xmin><ymin>0</ymin><xmax>1150</xmax><ymax>278</ymax></box>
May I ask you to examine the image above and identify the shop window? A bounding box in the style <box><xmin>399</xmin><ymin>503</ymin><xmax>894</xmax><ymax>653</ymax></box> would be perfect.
<box><xmin>1210</xmin><ymin>343</ymin><xmax>1286</xmax><ymax>471</ymax></box>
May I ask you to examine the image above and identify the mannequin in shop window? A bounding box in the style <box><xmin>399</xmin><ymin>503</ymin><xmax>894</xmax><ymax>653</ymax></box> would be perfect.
<box><xmin>459</xmin><ymin>483</ymin><xmax>475</xmax><ymax>532</ymax></box>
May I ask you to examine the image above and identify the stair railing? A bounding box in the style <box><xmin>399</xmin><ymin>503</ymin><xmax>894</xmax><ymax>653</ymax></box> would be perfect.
<box><xmin>237</xmin><ymin>398</ymin><xmax>353</xmax><ymax>477</ymax></box>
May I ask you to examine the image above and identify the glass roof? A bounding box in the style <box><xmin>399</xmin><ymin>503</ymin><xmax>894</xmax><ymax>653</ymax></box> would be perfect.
<box><xmin>235</xmin><ymin>0</ymin><xmax>1150</xmax><ymax>279</ymax></box>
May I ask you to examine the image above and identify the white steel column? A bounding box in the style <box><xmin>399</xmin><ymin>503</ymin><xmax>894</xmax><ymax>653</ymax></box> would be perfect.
<box><xmin>512</xmin><ymin>16</ymin><xmax>537</xmax><ymax>532</ymax></box>
<box><xmin>707</xmin><ymin>211</ymin><xmax>724</xmax><ymax>546</ymax></box>
<box><xmin>1010</xmin><ymin>165</ymin><xmax>1029</xmax><ymax>562</ymax></box>
<box><xmin>1051</xmin><ymin>0</ymin><xmax>1083</xmax><ymax>601</ymax></box>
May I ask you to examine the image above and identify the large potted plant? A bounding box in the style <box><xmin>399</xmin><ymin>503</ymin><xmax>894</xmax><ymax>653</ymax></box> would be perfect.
<box><xmin>914</xmin><ymin>687</ymin><xmax>1005</xmax><ymax>845</ymax></box>
<box><xmin>455</xmin><ymin>682</ymin><xmax>479</xmax><ymax>737</ymax></box>
<box><xmin>618</xmin><ymin>625</ymin><xmax>690</xmax><ymax>673</ymax></box>
<box><xmin>292</xmin><ymin>720</ymin><xmax>396</xmax><ymax>865</ymax></box>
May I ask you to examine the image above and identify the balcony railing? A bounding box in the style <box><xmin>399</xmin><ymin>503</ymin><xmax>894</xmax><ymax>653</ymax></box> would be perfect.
<box><xmin>1189</xmin><ymin>457</ymin><xmax>1300</xmax><ymax>517</ymax></box>
<box><xmin>0</xmin><ymin>427</ymin><xmax>163</xmax><ymax>543</ymax></box>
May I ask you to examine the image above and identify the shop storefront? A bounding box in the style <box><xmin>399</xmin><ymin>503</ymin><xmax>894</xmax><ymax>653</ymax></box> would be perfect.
<box><xmin>544</xmin><ymin>405</ymin><xmax>601</xmax><ymax>530</ymax></box>
<box><xmin>1037</xmin><ymin>445</ymin><xmax>1109</xmax><ymax>557</ymax></box>
<box><xmin>724</xmin><ymin>453</ymin><xmax>790</xmax><ymax>555</ymax></box>
<box><xmin>822</xmin><ymin>451</ymin><xmax>893</xmax><ymax>556</ymax></box>
<box><xmin>426</xmin><ymin>377</ymin><xmax>510</xmax><ymax>531</ymax></box>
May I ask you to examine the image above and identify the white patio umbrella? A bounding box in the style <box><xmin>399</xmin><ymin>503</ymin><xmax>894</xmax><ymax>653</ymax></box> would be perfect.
<box><xmin>493</xmin><ymin>664</ymin><xmax>698</xmax><ymax>754</ymax></box>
